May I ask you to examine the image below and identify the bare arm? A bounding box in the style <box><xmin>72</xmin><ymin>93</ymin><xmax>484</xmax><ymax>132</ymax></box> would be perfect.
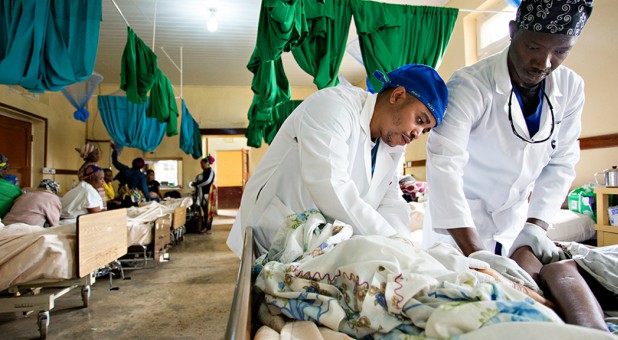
<box><xmin>447</xmin><ymin>227</ymin><xmax>486</xmax><ymax>256</ymax></box>
<box><xmin>87</xmin><ymin>207</ymin><xmax>102</xmax><ymax>213</ymax></box>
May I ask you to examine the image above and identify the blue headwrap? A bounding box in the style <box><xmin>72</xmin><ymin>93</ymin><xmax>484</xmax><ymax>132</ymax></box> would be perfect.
<box><xmin>374</xmin><ymin>64</ymin><xmax>448</xmax><ymax>127</ymax></box>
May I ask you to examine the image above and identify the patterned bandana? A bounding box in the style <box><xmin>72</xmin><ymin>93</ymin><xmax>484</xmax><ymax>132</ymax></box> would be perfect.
<box><xmin>39</xmin><ymin>179</ymin><xmax>60</xmax><ymax>195</ymax></box>
<box><xmin>516</xmin><ymin>0</ymin><xmax>593</xmax><ymax>36</ymax></box>
<box><xmin>0</xmin><ymin>153</ymin><xmax>8</xmax><ymax>170</ymax></box>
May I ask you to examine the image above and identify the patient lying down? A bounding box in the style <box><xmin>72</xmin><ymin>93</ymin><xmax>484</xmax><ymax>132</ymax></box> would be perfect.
<box><xmin>251</xmin><ymin>210</ymin><xmax>617</xmax><ymax>339</ymax></box>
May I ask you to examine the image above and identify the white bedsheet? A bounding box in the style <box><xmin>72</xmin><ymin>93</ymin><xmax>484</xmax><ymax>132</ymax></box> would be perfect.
<box><xmin>126</xmin><ymin>204</ymin><xmax>163</xmax><ymax>246</ymax></box>
<box><xmin>0</xmin><ymin>223</ymin><xmax>76</xmax><ymax>291</ymax></box>
<box><xmin>408</xmin><ymin>203</ymin><xmax>595</xmax><ymax>243</ymax></box>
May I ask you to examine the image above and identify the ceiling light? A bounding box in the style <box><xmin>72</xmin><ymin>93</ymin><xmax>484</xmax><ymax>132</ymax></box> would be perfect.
<box><xmin>207</xmin><ymin>8</ymin><xmax>218</xmax><ymax>32</ymax></box>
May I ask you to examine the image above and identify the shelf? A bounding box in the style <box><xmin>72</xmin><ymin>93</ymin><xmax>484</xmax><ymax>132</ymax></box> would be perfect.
<box><xmin>593</xmin><ymin>186</ymin><xmax>618</xmax><ymax>246</ymax></box>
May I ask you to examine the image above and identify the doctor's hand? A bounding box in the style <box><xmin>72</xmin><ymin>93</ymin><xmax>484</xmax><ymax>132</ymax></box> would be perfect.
<box><xmin>508</xmin><ymin>222</ymin><xmax>560</xmax><ymax>264</ymax></box>
<box><xmin>469</xmin><ymin>250</ymin><xmax>539</xmax><ymax>291</ymax></box>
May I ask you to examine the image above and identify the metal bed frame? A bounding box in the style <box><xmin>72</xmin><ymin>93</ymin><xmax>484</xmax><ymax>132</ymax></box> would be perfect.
<box><xmin>225</xmin><ymin>227</ymin><xmax>255</xmax><ymax>340</ymax></box>
<box><xmin>0</xmin><ymin>209</ymin><xmax>128</xmax><ymax>339</ymax></box>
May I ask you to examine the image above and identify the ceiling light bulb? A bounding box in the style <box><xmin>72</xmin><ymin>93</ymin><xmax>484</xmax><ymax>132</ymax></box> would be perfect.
<box><xmin>207</xmin><ymin>8</ymin><xmax>218</xmax><ymax>32</ymax></box>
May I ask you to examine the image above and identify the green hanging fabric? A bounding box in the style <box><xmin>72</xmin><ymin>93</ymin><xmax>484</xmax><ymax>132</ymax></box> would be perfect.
<box><xmin>352</xmin><ymin>2</ymin><xmax>458</xmax><ymax>92</ymax></box>
<box><xmin>0</xmin><ymin>0</ymin><xmax>102</xmax><ymax>93</ymax></box>
<box><xmin>263</xmin><ymin>99</ymin><xmax>303</xmax><ymax>145</ymax></box>
<box><xmin>146</xmin><ymin>68</ymin><xmax>178</xmax><ymax>137</ymax></box>
<box><xmin>246</xmin><ymin>0</ymin><xmax>308</xmax><ymax>148</ymax></box>
<box><xmin>120</xmin><ymin>27</ymin><xmax>158</xmax><ymax>104</ymax></box>
<box><xmin>291</xmin><ymin>0</ymin><xmax>352</xmax><ymax>89</ymax></box>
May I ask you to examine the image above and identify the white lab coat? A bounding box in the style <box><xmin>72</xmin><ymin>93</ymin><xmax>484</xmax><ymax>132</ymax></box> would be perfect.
<box><xmin>227</xmin><ymin>85</ymin><xmax>411</xmax><ymax>257</ymax></box>
<box><xmin>424</xmin><ymin>48</ymin><xmax>583</xmax><ymax>254</ymax></box>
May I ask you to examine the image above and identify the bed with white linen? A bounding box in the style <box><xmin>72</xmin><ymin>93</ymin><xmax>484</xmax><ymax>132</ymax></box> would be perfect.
<box><xmin>0</xmin><ymin>209</ymin><xmax>128</xmax><ymax>339</ymax></box>
<box><xmin>225</xmin><ymin>209</ymin><xmax>615</xmax><ymax>340</ymax></box>
<box><xmin>407</xmin><ymin>202</ymin><xmax>596</xmax><ymax>245</ymax></box>
<box><xmin>127</xmin><ymin>198</ymin><xmax>191</xmax><ymax>246</ymax></box>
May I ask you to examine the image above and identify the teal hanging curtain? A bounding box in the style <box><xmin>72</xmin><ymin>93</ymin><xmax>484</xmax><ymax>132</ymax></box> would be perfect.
<box><xmin>146</xmin><ymin>68</ymin><xmax>179</xmax><ymax>137</ymax></box>
<box><xmin>179</xmin><ymin>100</ymin><xmax>203</xmax><ymax>160</ymax></box>
<box><xmin>263</xmin><ymin>99</ymin><xmax>303</xmax><ymax>145</ymax></box>
<box><xmin>97</xmin><ymin>95</ymin><xmax>166</xmax><ymax>152</ymax></box>
<box><xmin>291</xmin><ymin>0</ymin><xmax>352</xmax><ymax>89</ymax></box>
<box><xmin>0</xmin><ymin>0</ymin><xmax>102</xmax><ymax>93</ymax></box>
<box><xmin>120</xmin><ymin>27</ymin><xmax>158</xmax><ymax>104</ymax></box>
<box><xmin>352</xmin><ymin>2</ymin><xmax>458</xmax><ymax>92</ymax></box>
<box><xmin>246</xmin><ymin>0</ymin><xmax>308</xmax><ymax>148</ymax></box>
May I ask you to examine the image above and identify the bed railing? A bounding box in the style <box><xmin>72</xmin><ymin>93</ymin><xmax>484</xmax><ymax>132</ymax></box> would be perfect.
<box><xmin>225</xmin><ymin>226</ymin><xmax>254</xmax><ymax>340</ymax></box>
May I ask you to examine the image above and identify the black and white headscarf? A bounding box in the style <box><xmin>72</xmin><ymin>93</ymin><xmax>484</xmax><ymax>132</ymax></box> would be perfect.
<box><xmin>516</xmin><ymin>0</ymin><xmax>593</xmax><ymax>36</ymax></box>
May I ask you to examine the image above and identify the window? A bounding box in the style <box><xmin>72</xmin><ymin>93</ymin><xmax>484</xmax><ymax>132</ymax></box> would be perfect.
<box><xmin>147</xmin><ymin>159</ymin><xmax>183</xmax><ymax>188</ymax></box>
<box><xmin>477</xmin><ymin>7</ymin><xmax>515</xmax><ymax>59</ymax></box>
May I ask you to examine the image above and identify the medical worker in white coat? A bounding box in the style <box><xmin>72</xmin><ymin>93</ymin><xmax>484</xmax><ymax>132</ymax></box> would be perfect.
<box><xmin>424</xmin><ymin>0</ymin><xmax>593</xmax><ymax>285</ymax></box>
<box><xmin>227</xmin><ymin>64</ymin><xmax>448</xmax><ymax>257</ymax></box>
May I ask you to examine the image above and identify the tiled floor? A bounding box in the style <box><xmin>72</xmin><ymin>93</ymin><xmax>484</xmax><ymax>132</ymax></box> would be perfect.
<box><xmin>0</xmin><ymin>211</ymin><xmax>240</xmax><ymax>340</ymax></box>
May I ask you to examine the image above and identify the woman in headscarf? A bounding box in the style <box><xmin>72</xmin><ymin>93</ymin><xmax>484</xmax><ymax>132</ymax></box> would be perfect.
<box><xmin>75</xmin><ymin>143</ymin><xmax>107</xmax><ymax>210</ymax></box>
<box><xmin>0</xmin><ymin>153</ymin><xmax>22</xmax><ymax>219</ymax></box>
<box><xmin>60</xmin><ymin>164</ymin><xmax>104</xmax><ymax>224</ymax></box>
<box><xmin>3</xmin><ymin>179</ymin><xmax>61</xmax><ymax>227</ymax></box>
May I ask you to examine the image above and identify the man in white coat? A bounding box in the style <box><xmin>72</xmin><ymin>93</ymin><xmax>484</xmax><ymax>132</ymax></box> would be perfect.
<box><xmin>424</xmin><ymin>0</ymin><xmax>594</xmax><ymax>285</ymax></box>
<box><xmin>228</xmin><ymin>64</ymin><xmax>448</xmax><ymax>257</ymax></box>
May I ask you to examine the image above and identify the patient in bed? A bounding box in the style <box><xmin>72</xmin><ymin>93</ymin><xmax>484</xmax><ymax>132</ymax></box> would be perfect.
<box><xmin>2</xmin><ymin>179</ymin><xmax>61</xmax><ymax>227</ymax></box>
<box><xmin>60</xmin><ymin>165</ymin><xmax>104</xmax><ymax>224</ymax></box>
<box><xmin>510</xmin><ymin>244</ymin><xmax>618</xmax><ymax>332</ymax></box>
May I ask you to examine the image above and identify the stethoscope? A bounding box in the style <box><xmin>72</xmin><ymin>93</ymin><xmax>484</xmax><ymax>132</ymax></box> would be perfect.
<box><xmin>507</xmin><ymin>85</ymin><xmax>555</xmax><ymax>145</ymax></box>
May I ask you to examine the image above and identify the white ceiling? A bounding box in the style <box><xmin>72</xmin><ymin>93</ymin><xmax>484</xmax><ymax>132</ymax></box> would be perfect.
<box><xmin>96</xmin><ymin>0</ymin><xmax>449</xmax><ymax>89</ymax></box>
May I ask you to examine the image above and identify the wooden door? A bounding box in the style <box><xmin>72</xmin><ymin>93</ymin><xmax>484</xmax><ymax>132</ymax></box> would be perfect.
<box><xmin>216</xmin><ymin>150</ymin><xmax>243</xmax><ymax>209</ymax></box>
<box><xmin>0</xmin><ymin>114</ymin><xmax>31</xmax><ymax>187</ymax></box>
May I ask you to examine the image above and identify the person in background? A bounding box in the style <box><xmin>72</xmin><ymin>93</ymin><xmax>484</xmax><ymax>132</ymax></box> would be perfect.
<box><xmin>424</xmin><ymin>0</ymin><xmax>594</xmax><ymax>288</ymax></box>
<box><xmin>3</xmin><ymin>179</ymin><xmax>61</xmax><ymax>227</ymax></box>
<box><xmin>103</xmin><ymin>168</ymin><xmax>123</xmax><ymax>210</ymax></box>
<box><xmin>194</xmin><ymin>155</ymin><xmax>215</xmax><ymax>234</ymax></box>
<box><xmin>146</xmin><ymin>169</ymin><xmax>162</xmax><ymax>201</ymax></box>
<box><xmin>111</xmin><ymin>143</ymin><xmax>150</xmax><ymax>201</ymax></box>
<box><xmin>227</xmin><ymin>64</ymin><xmax>448</xmax><ymax>257</ymax></box>
<box><xmin>60</xmin><ymin>164</ymin><xmax>104</xmax><ymax>224</ymax></box>
<box><xmin>76</xmin><ymin>143</ymin><xmax>107</xmax><ymax>210</ymax></box>
<box><xmin>103</xmin><ymin>168</ymin><xmax>116</xmax><ymax>201</ymax></box>
<box><xmin>0</xmin><ymin>153</ymin><xmax>22</xmax><ymax>219</ymax></box>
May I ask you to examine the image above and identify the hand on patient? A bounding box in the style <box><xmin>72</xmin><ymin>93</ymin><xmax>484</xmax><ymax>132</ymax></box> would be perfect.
<box><xmin>509</xmin><ymin>222</ymin><xmax>560</xmax><ymax>264</ymax></box>
<box><xmin>469</xmin><ymin>250</ymin><xmax>540</xmax><ymax>293</ymax></box>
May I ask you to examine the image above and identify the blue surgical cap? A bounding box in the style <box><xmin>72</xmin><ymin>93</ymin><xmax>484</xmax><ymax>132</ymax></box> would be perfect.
<box><xmin>374</xmin><ymin>64</ymin><xmax>448</xmax><ymax>127</ymax></box>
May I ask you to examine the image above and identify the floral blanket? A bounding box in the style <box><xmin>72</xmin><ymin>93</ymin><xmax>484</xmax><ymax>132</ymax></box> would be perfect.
<box><xmin>254</xmin><ymin>210</ymin><xmax>563</xmax><ymax>339</ymax></box>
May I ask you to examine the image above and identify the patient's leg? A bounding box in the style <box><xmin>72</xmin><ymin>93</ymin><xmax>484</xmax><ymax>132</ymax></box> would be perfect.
<box><xmin>538</xmin><ymin>260</ymin><xmax>608</xmax><ymax>331</ymax></box>
<box><xmin>511</xmin><ymin>247</ymin><xmax>608</xmax><ymax>331</ymax></box>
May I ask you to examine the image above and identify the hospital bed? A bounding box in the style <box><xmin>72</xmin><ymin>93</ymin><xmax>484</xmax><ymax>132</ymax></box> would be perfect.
<box><xmin>0</xmin><ymin>209</ymin><xmax>128</xmax><ymax>339</ymax></box>
<box><xmin>121</xmin><ymin>199</ymin><xmax>189</xmax><ymax>268</ymax></box>
<box><xmin>225</xmin><ymin>221</ymin><xmax>614</xmax><ymax>340</ymax></box>
<box><xmin>407</xmin><ymin>202</ymin><xmax>597</xmax><ymax>245</ymax></box>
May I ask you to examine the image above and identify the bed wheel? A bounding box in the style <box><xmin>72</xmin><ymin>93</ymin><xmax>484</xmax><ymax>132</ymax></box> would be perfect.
<box><xmin>81</xmin><ymin>286</ymin><xmax>91</xmax><ymax>308</ymax></box>
<box><xmin>37</xmin><ymin>311</ymin><xmax>49</xmax><ymax>339</ymax></box>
